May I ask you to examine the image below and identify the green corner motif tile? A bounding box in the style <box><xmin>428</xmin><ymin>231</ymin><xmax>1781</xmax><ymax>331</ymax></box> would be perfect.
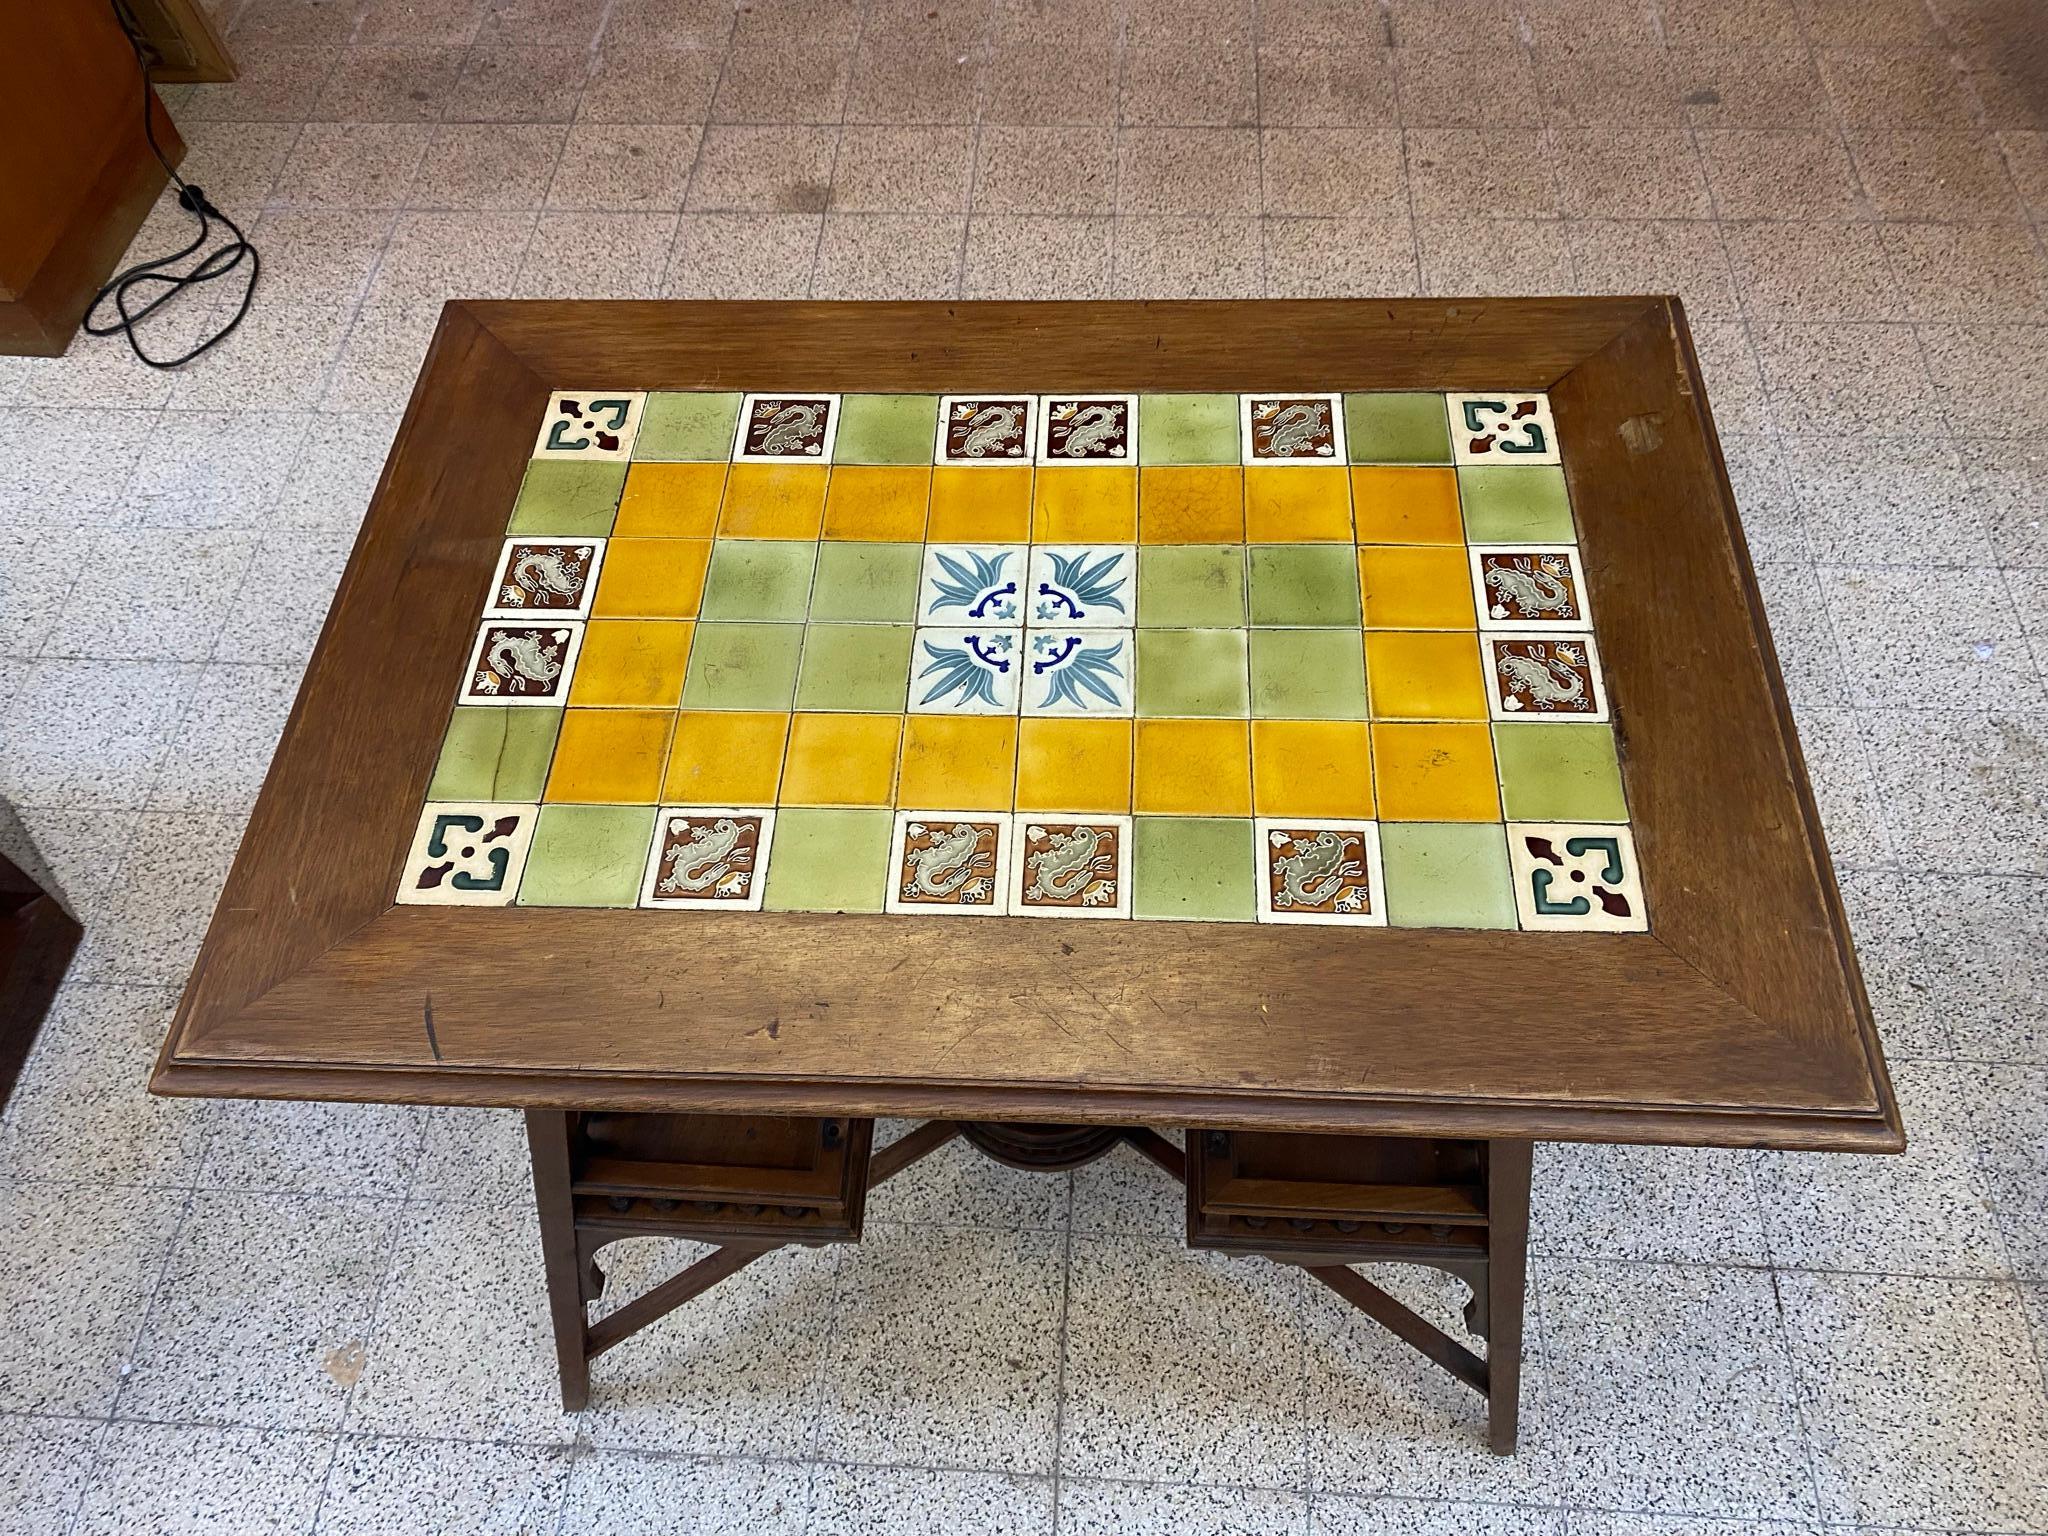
<box><xmin>634</xmin><ymin>392</ymin><xmax>742</xmax><ymax>461</ymax></box>
<box><xmin>1132</xmin><ymin>816</ymin><xmax>1256</xmax><ymax>921</ymax></box>
<box><xmin>1493</xmin><ymin>721</ymin><xmax>1626</xmax><ymax>821</ymax></box>
<box><xmin>795</xmin><ymin>623</ymin><xmax>914</xmax><ymax>712</ymax></box>
<box><xmin>763</xmin><ymin>806</ymin><xmax>894</xmax><ymax>912</ymax></box>
<box><xmin>682</xmin><ymin>622</ymin><xmax>805</xmax><ymax>710</ymax></box>
<box><xmin>1458</xmin><ymin>466</ymin><xmax>1575</xmax><ymax>542</ymax></box>
<box><xmin>1345</xmin><ymin>393</ymin><xmax>1452</xmax><ymax>465</ymax></box>
<box><xmin>1247</xmin><ymin>545</ymin><xmax>1362</xmax><ymax>627</ymax></box>
<box><xmin>428</xmin><ymin>706</ymin><xmax>561</xmax><ymax>801</ymax></box>
<box><xmin>1138</xmin><ymin>545</ymin><xmax>1247</xmax><ymax>627</ymax></box>
<box><xmin>1135</xmin><ymin>628</ymin><xmax>1250</xmax><ymax>717</ymax></box>
<box><xmin>517</xmin><ymin>804</ymin><xmax>655</xmax><ymax>907</ymax></box>
<box><xmin>506</xmin><ymin>460</ymin><xmax>627</xmax><ymax>536</ymax></box>
<box><xmin>699</xmin><ymin>539</ymin><xmax>819</xmax><ymax>622</ymax></box>
<box><xmin>834</xmin><ymin>394</ymin><xmax>941</xmax><ymax>465</ymax></box>
<box><xmin>1380</xmin><ymin>822</ymin><xmax>1518</xmax><ymax>929</ymax></box>
<box><xmin>1249</xmin><ymin>629</ymin><xmax>1368</xmax><ymax>720</ymax></box>
<box><xmin>1139</xmin><ymin>394</ymin><xmax>1239</xmax><ymax>465</ymax></box>
<box><xmin>809</xmin><ymin>541</ymin><xmax>923</xmax><ymax>623</ymax></box>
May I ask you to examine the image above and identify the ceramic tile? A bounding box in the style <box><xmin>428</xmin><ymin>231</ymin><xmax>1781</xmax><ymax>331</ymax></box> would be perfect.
<box><xmin>1131</xmin><ymin>815</ymin><xmax>1257</xmax><ymax>922</ymax></box>
<box><xmin>1250</xmin><ymin>629</ymin><xmax>1369</xmax><ymax>720</ymax></box>
<box><xmin>935</xmin><ymin>395</ymin><xmax>1035</xmax><ymax>465</ymax></box>
<box><xmin>929</xmin><ymin>465</ymin><xmax>1034</xmax><ymax>543</ymax></box>
<box><xmin>565</xmin><ymin>618</ymin><xmax>693</xmax><ymax>708</ymax></box>
<box><xmin>794</xmin><ymin>623</ymin><xmax>915</xmax><ymax>713</ymax></box>
<box><xmin>805</xmin><ymin>543</ymin><xmax>920</xmax><ymax>624</ymax></box>
<box><xmin>835</xmin><ymin>393</ymin><xmax>942</xmax><ymax>466</ymax></box>
<box><xmin>760</xmin><ymin>805</ymin><xmax>893</xmax><ymax>912</ymax></box>
<box><xmin>1249</xmin><ymin>544</ymin><xmax>1365</xmax><ymax>627</ymax></box>
<box><xmin>918</xmin><ymin>544</ymin><xmax>1028</xmax><ymax>627</ymax></box>
<box><xmin>681</xmin><ymin>622</ymin><xmax>804</xmax><ymax>710</ymax></box>
<box><xmin>780</xmin><ymin>712</ymin><xmax>903</xmax><ymax>805</ymax></box>
<box><xmin>1371</xmin><ymin>722</ymin><xmax>1501</xmax><ymax>822</ymax></box>
<box><xmin>1457</xmin><ymin>467</ymin><xmax>1575</xmax><ymax>543</ymax></box>
<box><xmin>638</xmin><ymin>805</ymin><xmax>775</xmax><ymax>909</ymax></box>
<box><xmin>1245</xmin><ymin>465</ymin><xmax>1354</xmax><ymax>542</ymax></box>
<box><xmin>821</xmin><ymin>467</ymin><xmax>931</xmax><ymax>543</ymax></box>
<box><xmin>734</xmin><ymin>392</ymin><xmax>839</xmax><ymax>462</ymax></box>
<box><xmin>1344</xmin><ymin>393</ymin><xmax>1454</xmax><ymax>466</ymax></box>
<box><xmin>1350</xmin><ymin>467</ymin><xmax>1463</xmax><ymax>545</ymax></box>
<box><xmin>1007</xmin><ymin>814</ymin><xmax>1131</xmax><ymax>917</ymax></box>
<box><xmin>514</xmin><ymin>803</ymin><xmax>656</xmax><ymax>906</ymax></box>
<box><xmin>1507</xmin><ymin>822</ymin><xmax>1649</xmax><ymax>931</ymax></box>
<box><xmin>1138</xmin><ymin>467</ymin><xmax>1248</xmax><ymax>544</ymax></box>
<box><xmin>532</xmin><ymin>389</ymin><xmax>645</xmax><ymax>460</ymax></box>
<box><xmin>1022</xmin><ymin>630</ymin><xmax>1134</xmax><ymax>717</ymax></box>
<box><xmin>460</xmin><ymin>620</ymin><xmax>583</xmax><ymax>704</ymax></box>
<box><xmin>1134</xmin><ymin>628</ymin><xmax>1252</xmax><ymax>717</ymax></box>
<box><xmin>1140</xmin><ymin>393</ymin><xmax>1241</xmax><ymax>466</ymax></box>
<box><xmin>1446</xmin><ymin>392</ymin><xmax>1561</xmax><ymax>465</ymax></box>
<box><xmin>911</xmin><ymin>628</ymin><xmax>1024</xmax><ymax>715</ymax></box>
<box><xmin>899</xmin><ymin>715</ymin><xmax>1017</xmax><ymax>811</ymax></box>
<box><xmin>1358</xmin><ymin>545</ymin><xmax>1479</xmax><ymax>630</ymax></box>
<box><xmin>1037</xmin><ymin>396</ymin><xmax>1138</xmax><ymax>464</ymax></box>
<box><xmin>1032</xmin><ymin>464</ymin><xmax>1139</xmax><ymax>542</ymax></box>
<box><xmin>1367</xmin><ymin>630</ymin><xmax>1489</xmax><ymax>721</ymax></box>
<box><xmin>396</xmin><ymin>802</ymin><xmax>538</xmax><ymax>905</ymax></box>
<box><xmin>1493</xmin><ymin>722</ymin><xmax>1627</xmax><ymax>822</ymax></box>
<box><xmin>1472</xmin><ymin>545</ymin><xmax>1593</xmax><ymax>630</ymax></box>
<box><xmin>1250</xmin><ymin>719</ymin><xmax>1376</xmax><ymax>819</ymax></box>
<box><xmin>1485</xmin><ymin>634</ymin><xmax>1609</xmax><ymax>721</ymax></box>
<box><xmin>1136</xmin><ymin>718</ymin><xmax>1253</xmax><ymax>815</ymax></box>
<box><xmin>482</xmin><ymin>536</ymin><xmax>604</xmax><ymax>620</ymax></box>
<box><xmin>543</xmin><ymin>707</ymin><xmax>674</xmax><ymax>803</ymax></box>
<box><xmin>634</xmin><ymin>392</ymin><xmax>742</xmax><ymax>462</ymax></box>
<box><xmin>1015</xmin><ymin>717</ymin><xmax>1133</xmax><ymax>814</ymax></box>
<box><xmin>1242</xmin><ymin>392</ymin><xmax>1346</xmax><ymax>465</ymax></box>
<box><xmin>662</xmin><ymin>710</ymin><xmax>789</xmax><ymax>805</ymax></box>
<box><xmin>1025</xmin><ymin>545</ymin><xmax>1135</xmax><ymax>628</ymax></box>
<box><xmin>506</xmin><ymin>459</ymin><xmax>626</xmax><ymax>537</ymax></box>
<box><xmin>1254</xmin><ymin>818</ymin><xmax>1387</xmax><ymax>926</ymax></box>
<box><xmin>1137</xmin><ymin>545</ymin><xmax>1247</xmax><ymax>629</ymax></box>
<box><xmin>885</xmin><ymin>811</ymin><xmax>1012</xmax><ymax>916</ymax></box>
<box><xmin>718</xmin><ymin>464</ymin><xmax>830</xmax><ymax>539</ymax></box>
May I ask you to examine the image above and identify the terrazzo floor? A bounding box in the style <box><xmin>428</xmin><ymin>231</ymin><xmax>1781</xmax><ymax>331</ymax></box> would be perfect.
<box><xmin>2</xmin><ymin>0</ymin><xmax>2047</xmax><ymax>1530</ymax></box>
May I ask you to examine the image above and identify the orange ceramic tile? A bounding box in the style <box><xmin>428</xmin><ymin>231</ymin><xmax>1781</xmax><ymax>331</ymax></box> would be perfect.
<box><xmin>662</xmin><ymin>710</ymin><xmax>789</xmax><ymax>805</ymax></box>
<box><xmin>613</xmin><ymin>461</ymin><xmax>726</xmax><ymax>537</ymax></box>
<box><xmin>591</xmin><ymin>538</ymin><xmax>710</xmax><ymax>619</ymax></box>
<box><xmin>1365</xmin><ymin>630</ymin><xmax>1488</xmax><ymax>720</ymax></box>
<box><xmin>1370</xmin><ymin>721</ymin><xmax>1501</xmax><ymax>821</ymax></box>
<box><xmin>928</xmin><ymin>464</ymin><xmax>1032</xmax><ymax>541</ymax></box>
<box><xmin>1243</xmin><ymin>465</ymin><xmax>1353</xmax><ymax>542</ymax></box>
<box><xmin>1015</xmin><ymin>717</ymin><xmax>1133</xmax><ymax>814</ymax></box>
<box><xmin>545</xmin><ymin>708</ymin><xmax>675</xmax><ymax>804</ymax></box>
<box><xmin>1350</xmin><ymin>466</ymin><xmax>1463</xmax><ymax>545</ymax></box>
<box><xmin>1134</xmin><ymin>718</ymin><xmax>1251</xmax><ymax>816</ymax></box>
<box><xmin>718</xmin><ymin>463</ymin><xmax>828</xmax><ymax>539</ymax></box>
<box><xmin>567</xmin><ymin>619</ymin><xmax>694</xmax><ymax>708</ymax></box>
<box><xmin>822</xmin><ymin>465</ymin><xmax>931</xmax><ymax>541</ymax></box>
<box><xmin>1251</xmin><ymin>720</ymin><xmax>1375</xmax><ymax>817</ymax></box>
<box><xmin>898</xmin><ymin>714</ymin><xmax>1018</xmax><ymax>810</ymax></box>
<box><xmin>1033</xmin><ymin>465</ymin><xmax>1138</xmax><ymax>542</ymax></box>
<box><xmin>1358</xmin><ymin>544</ymin><xmax>1478</xmax><ymax>630</ymax></box>
<box><xmin>1138</xmin><ymin>466</ymin><xmax>1245</xmax><ymax>543</ymax></box>
<box><xmin>779</xmin><ymin>712</ymin><xmax>902</xmax><ymax>806</ymax></box>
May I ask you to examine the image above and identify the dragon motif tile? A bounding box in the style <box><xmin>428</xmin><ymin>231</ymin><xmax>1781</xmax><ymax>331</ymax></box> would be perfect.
<box><xmin>1507</xmin><ymin>822</ymin><xmax>1648</xmax><ymax>932</ymax></box>
<box><xmin>909</xmin><ymin>627</ymin><xmax>1022</xmax><ymax>715</ymax></box>
<box><xmin>397</xmin><ymin>802</ymin><xmax>537</xmax><ymax>905</ymax></box>
<box><xmin>1471</xmin><ymin>544</ymin><xmax>1592</xmax><ymax>630</ymax></box>
<box><xmin>917</xmin><ymin>543</ymin><xmax>1027</xmax><ymax>626</ymax></box>
<box><xmin>1022</xmin><ymin>629</ymin><xmax>1134</xmax><ymax>717</ymax></box>
<box><xmin>483</xmin><ymin>537</ymin><xmax>605</xmax><ymax>620</ymax></box>
<box><xmin>886</xmin><ymin>811</ymin><xmax>1012</xmax><ymax>915</ymax></box>
<box><xmin>1038</xmin><ymin>395</ymin><xmax>1138</xmax><ymax>463</ymax></box>
<box><xmin>936</xmin><ymin>395</ymin><xmax>1035</xmax><ymax>464</ymax></box>
<box><xmin>735</xmin><ymin>392</ymin><xmax>840</xmax><ymax>462</ymax></box>
<box><xmin>1485</xmin><ymin>633</ymin><xmax>1609</xmax><ymax>720</ymax></box>
<box><xmin>533</xmin><ymin>391</ymin><xmax>646</xmax><ymax>460</ymax></box>
<box><xmin>460</xmin><ymin>621</ymin><xmax>584</xmax><ymax>705</ymax></box>
<box><xmin>1027</xmin><ymin>544</ymin><xmax>1135</xmax><ymax>628</ymax></box>
<box><xmin>638</xmin><ymin>806</ymin><xmax>775</xmax><ymax>910</ymax></box>
<box><xmin>1011</xmin><ymin>815</ymin><xmax>1131</xmax><ymax>918</ymax></box>
<box><xmin>1241</xmin><ymin>392</ymin><xmax>1347</xmax><ymax>464</ymax></box>
<box><xmin>1447</xmin><ymin>392</ymin><xmax>1561</xmax><ymax>465</ymax></box>
<box><xmin>1255</xmin><ymin>819</ymin><xmax>1387</xmax><ymax>926</ymax></box>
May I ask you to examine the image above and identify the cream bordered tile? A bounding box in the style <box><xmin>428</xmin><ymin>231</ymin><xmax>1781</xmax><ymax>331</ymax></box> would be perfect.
<box><xmin>1011</xmin><ymin>814</ymin><xmax>1131</xmax><ymax>919</ymax></box>
<box><xmin>1507</xmin><ymin>822</ymin><xmax>1649</xmax><ymax>931</ymax></box>
<box><xmin>935</xmin><ymin>395</ymin><xmax>1035</xmax><ymax>464</ymax></box>
<box><xmin>1471</xmin><ymin>543</ymin><xmax>1593</xmax><ymax>630</ymax></box>
<box><xmin>638</xmin><ymin>805</ymin><xmax>776</xmax><ymax>910</ymax></box>
<box><xmin>532</xmin><ymin>390</ymin><xmax>646</xmax><ymax>459</ymax></box>
<box><xmin>917</xmin><ymin>543</ymin><xmax>1028</xmax><ymax>626</ymax></box>
<box><xmin>482</xmin><ymin>536</ymin><xmax>605</xmax><ymax>620</ymax></box>
<box><xmin>460</xmin><ymin>620</ymin><xmax>584</xmax><ymax>704</ymax></box>
<box><xmin>1026</xmin><ymin>544</ymin><xmax>1136</xmax><ymax>628</ymax></box>
<box><xmin>1447</xmin><ymin>390</ymin><xmax>1561</xmax><ymax>465</ymax></box>
<box><xmin>1240</xmin><ymin>392</ymin><xmax>1347</xmax><ymax>464</ymax></box>
<box><xmin>910</xmin><ymin>627</ymin><xmax>1023</xmax><ymax>714</ymax></box>
<box><xmin>1485</xmin><ymin>632</ymin><xmax>1610</xmax><ymax>720</ymax></box>
<box><xmin>1021</xmin><ymin>629</ymin><xmax>1134</xmax><ymax>716</ymax></box>
<box><xmin>397</xmin><ymin>802</ymin><xmax>537</xmax><ymax>905</ymax></box>
<box><xmin>1254</xmin><ymin>818</ymin><xmax>1387</xmax><ymax>926</ymax></box>
<box><xmin>886</xmin><ymin>810</ymin><xmax>1012</xmax><ymax>916</ymax></box>
<box><xmin>1037</xmin><ymin>394</ymin><xmax>1139</xmax><ymax>464</ymax></box>
<box><xmin>734</xmin><ymin>392</ymin><xmax>840</xmax><ymax>462</ymax></box>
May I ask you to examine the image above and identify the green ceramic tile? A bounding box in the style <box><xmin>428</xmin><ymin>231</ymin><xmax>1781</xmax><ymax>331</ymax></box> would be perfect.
<box><xmin>517</xmin><ymin>804</ymin><xmax>655</xmax><ymax>907</ymax></box>
<box><xmin>1345</xmin><ymin>393</ymin><xmax>1452</xmax><ymax>465</ymax></box>
<box><xmin>834</xmin><ymin>394</ymin><xmax>941</xmax><ymax>464</ymax></box>
<box><xmin>1135</xmin><ymin>628</ymin><xmax>1250</xmax><ymax>717</ymax></box>
<box><xmin>506</xmin><ymin>460</ymin><xmax>626</xmax><ymax>536</ymax></box>
<box><xmin>1247</xmin><ymin>544</ymin><xmax>1362</xmax><ymax>627</ymax></box>
<box><xmin>681</xmin><ymin>622</ymin><xmax>805</xmax><ymax>709</ymax></box>
<box><xmin>1138</xmin><ymin>545</ymin><xmax>1247</xmax><ymax>627</ymax></box>
<box><xmin>1493</xmin><ymin>721</ymin><xmax>1627</xmax><ymax>821</ymax></box>
<box><xmin>1249</xmin><ymin>629</ymin><xmax>1368</xmax><ymax>720</ymax></box>
<box><xmin>699</xmin><ymin>539</ymin><xmax>818</xmax><ymax>621</ymax></box>
<box><xmin>1139</xmin><ymin>393</ymin><xmax>1239</xmax><ymax>465</ymax></box>
<box><xmin>634</xmin><ymin>392</ymin><xmax>742</xmax><ymax>461</ymax></box>
<box><xmin>762</xmin><ymin>806</ymin><xmax>894</xmax><ymax>912</ymax></box>
<box><xmin>1132</xmin><ymin>816</ymin><xmax>1256</xmax><ymax>921</ymax></box>
<box><xmin>1458</xmin><ymin>466</ymin><xmax>1575</xmax><ymax>542</ymax></box>
<box><xmin>809</xmin><ymin>541</ymin><xmax>922</xmax><ymax>622</ymax></box>
<box><xmin>428</xmin><ymin>706</ymin><xmax>561</xmax><ymax>801</ymax></box>
<box><xmin>1380</xmin><ymin>822</ymin><xmax>1518</xmax><ymax>929</ymax></box>
<box><xmin>794</xmin><ymin>623</ymin><xmax>914</xmax><ymax>712</ymax></box>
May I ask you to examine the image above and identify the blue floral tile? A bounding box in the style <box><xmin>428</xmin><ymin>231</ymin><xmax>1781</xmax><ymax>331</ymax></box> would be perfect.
<box><xmin>1027</xmin><ymin>544</ymin><xmax>1135</xmax><ymax>629</ymax></box>
<box><xmin>917</xmin><ymin>544</ymin><xmax>1027</xmax><ymax>626</ymax></box>
<box><xmin>1023</xmin><ymin>629</ymin><xmax>1134</xmax><ymax>717</ymax></box>
<box><xmin>908</xmin><ymin>627</ymin><xmax>1022</xmax><ymax>714</ymax></box>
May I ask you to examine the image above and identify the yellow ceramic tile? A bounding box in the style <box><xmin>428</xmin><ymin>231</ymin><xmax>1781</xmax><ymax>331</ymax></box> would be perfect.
<box><xmin>1134</xmin><ymin>718</ymin><xmax>1251</xmax><ymax>816</ymax></box>
<box><xmin>1358</xmin><ymin>545</ymin><xmax>1478</xmax><ymax>630</ymax></box>
<box><xmin>718</xmin><ymin>463</ymin><xmax>828</xmax><ymax>539</ymax></box>
<box><xmin>1365</xmin><ymin>630</ymin><xmax>1488</xmax><ymax>720</ymax></box>
<box><xmin>614</xmin><ymin>462</ymin><xmax>726</xmax><ymax>537</ymax></box>
<box><xmin>1138</xmin><ymin>466</ymin><xmax>1245</xmax><ymax>543</ymax></box>
<box><xmin>662</xmin><ymin>710</ymin><xmax>789</xmax><ymax>804</ymax></box>
<box><xmin>1351</xmin><ymin>466</ymin><xmax>1463</xmax><ymax>545</ymax></box>
<box><xmin>822</xmin><ymin>465</ymin><xmax>931</xmax><ymax>541</ymax></box>
<box><xmin>1033</xmin><ymin>465</ymin><xmax>1138</xmax><ymax>542</ymax></box>
<box><xmin>928</xmin><ymin>464</ymin><xmax>1032</xmax><ymax>541</ymax></box>
<box><xmin>1251</xmin><ymin>720</ymin><xmax>1375</xmax><ymax>818</ymax></box>
<box><xmin>1243</xmin><ymin>465</ymin><xmax>1352</xmax><ymax>542</ymax></box>
<box><xmin>1015</xmin><ymin>717</ymin><xmax>1133</xmax><ymax>814</ymax></box>
<box><xmin>545</xmin><ymin>708</ymin><xmax>674</xmax><ymax>804</ymax></box>
<box><xmin>899</xmin><ymin>715</ymin><xmax>1018</xmax><ymax>810</ymax></box>
<box><xmin>592</xmin><ymin>538</ymin><xmax>711</xmax><ymax>619</ymax></box>
<box><xmin>780</xmin><ymin>712</ymin><xmax>902</xmax><ymax>806</ymax></box>
<box><xmin>1370</xmin><ymin>721</ymin><xmax>1501</xmax><ymax>821</ymax></box>
<box><xmin>568</xmin><ymin>619</ymin><xmax>694</xmax><ymax>708</ymax></box>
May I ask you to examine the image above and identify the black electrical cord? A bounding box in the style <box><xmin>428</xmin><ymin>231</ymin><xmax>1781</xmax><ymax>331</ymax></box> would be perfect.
<box><xmin>84</xmin><ymin>0</ymin><xmax>260</xmax><ymax>369</ymax></box>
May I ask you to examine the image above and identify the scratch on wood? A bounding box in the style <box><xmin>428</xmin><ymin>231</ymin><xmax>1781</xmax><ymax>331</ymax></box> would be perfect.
<box><xmin>746</xmin><ymin>1019</ymin><xmax>781</xmax><ymax>1040</ymax></box>
<box><xmin>422</xmin><ymin>995</ymin><xmax>443</xmax><ymax>1061</ymax></box>
<box><xmin>1618</xmin><ymin>414</ymin><xmax>1663</xmax><ymax>457</ymax></box>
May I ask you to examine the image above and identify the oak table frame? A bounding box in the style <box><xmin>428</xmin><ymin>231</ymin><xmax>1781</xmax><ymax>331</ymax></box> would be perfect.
<box><xmin>151</xmin><ymin>298</ymin><xmax>1904</xmax><ymax>1451</ymax></box>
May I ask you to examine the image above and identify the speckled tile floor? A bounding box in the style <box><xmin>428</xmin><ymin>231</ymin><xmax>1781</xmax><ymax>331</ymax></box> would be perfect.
<box><xmin>3</xmin><ymin>0</ymin><xmax>2048</xmax><ymax>1530</ymax></box>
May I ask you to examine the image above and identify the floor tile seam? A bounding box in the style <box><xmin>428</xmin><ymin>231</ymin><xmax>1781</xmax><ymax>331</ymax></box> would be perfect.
<box><xmin>798</xmin><ymin>0</ymin><xmax>870</xmax><ymax>298</ymax></box>
<box><xmin>100</xmin><ymin>1184</ymin><xmax>203</xmax><ymax>1433</ymax></box>
<box><xmin>650</xmin><ymin>9</ymin><xmax>734</xmax><ymax>297</ymax></box>
<box><xmin>1045</xmin><ymin>1170</ymin><xmax>1078</xmax><ymax>1519</ymax></box>
<box><xmin>1102</xmin><ymin>0</ymin><xmax>1130</xmax><ymax>294</ymax></box>
<box><xmin>944</xmin><ymin>0</ymin><xmax>1001</xmax><ymax>300</ymax></box>
<box><xmin>325</xmin><ymin>1107</ymin><xmax>434</xmax><ymax>1456</ymax></box>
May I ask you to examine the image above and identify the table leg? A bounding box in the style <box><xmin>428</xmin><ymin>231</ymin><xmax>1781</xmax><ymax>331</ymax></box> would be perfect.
<box><xmin>524</xmin><ymin>1109</ymin><xmax>592</xmax><ymax>1412</ymax></box>
<box><xmin>1485</xmin><ymin>1138</ymin><xmax>1533</xmax><ymax>1455</ymax></box>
